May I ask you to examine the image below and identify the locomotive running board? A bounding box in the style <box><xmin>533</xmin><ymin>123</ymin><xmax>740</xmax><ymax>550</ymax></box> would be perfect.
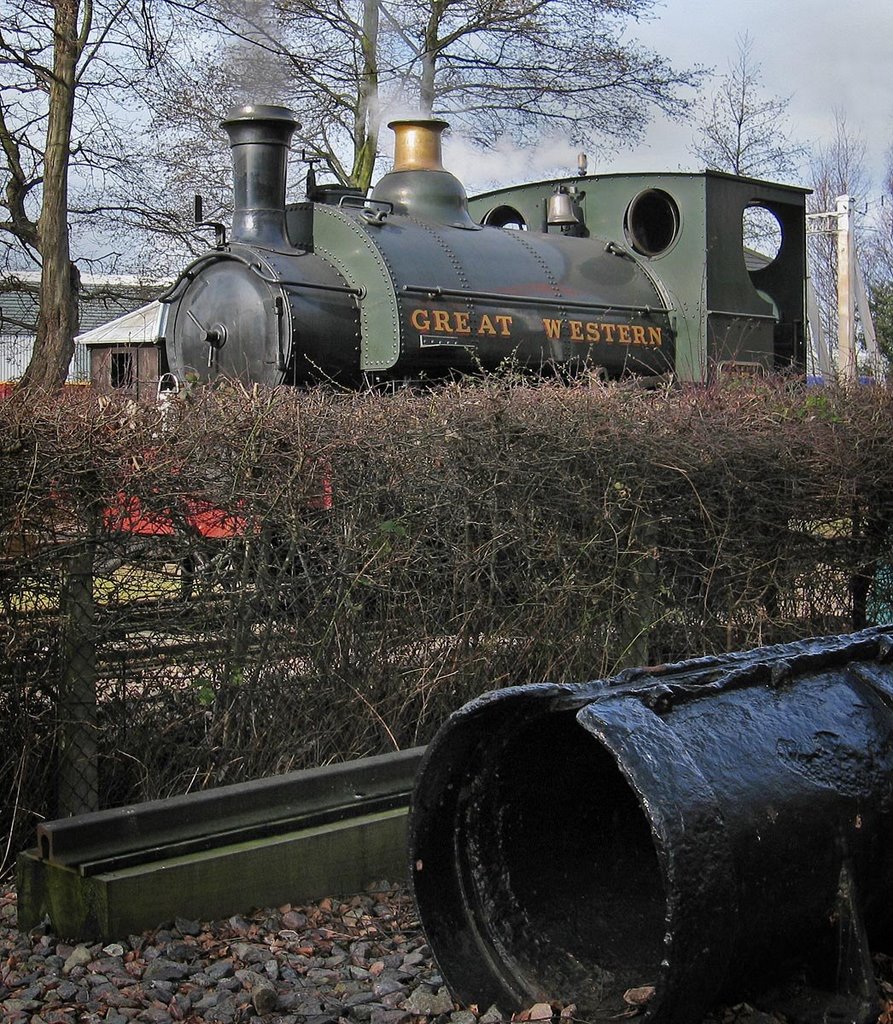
<box><xmin>17</xmin><ymin>748</ymin><xmax>423</xmax><ymax>941</ymax></box>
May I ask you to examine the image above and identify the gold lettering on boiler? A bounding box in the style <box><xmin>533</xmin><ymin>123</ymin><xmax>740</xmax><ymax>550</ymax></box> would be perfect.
<box><xmin>542</xmin><ymin>318</ymin><xmax>662</xmax><ymax>346</ymax></box>
<box><xmin>410</xmin><ymin>307</ymin><xmax>661</xmax><ymax>347</ymax></box>
<box><xmin>411</xmin><ymin>308</ymin><xmax>512</xmax><ymax>337</ymax></box>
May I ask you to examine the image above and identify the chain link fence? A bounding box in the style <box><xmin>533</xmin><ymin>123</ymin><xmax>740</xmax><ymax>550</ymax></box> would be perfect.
<box><xmin>3</xmin><ymin>377</ymin><xmax>893</xmax><ymax>872</ymax></box>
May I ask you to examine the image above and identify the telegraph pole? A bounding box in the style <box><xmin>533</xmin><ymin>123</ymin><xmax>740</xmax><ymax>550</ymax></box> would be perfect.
<box><xmin>836</xmin><ymin>194</ymin><xmax>857</xmax><ymax>382</ymax></box>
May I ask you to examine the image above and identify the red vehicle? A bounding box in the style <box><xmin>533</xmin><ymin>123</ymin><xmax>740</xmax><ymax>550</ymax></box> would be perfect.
<box><xmin>100</xmin><ymin>376</ymin><xmax>333</xmax><ymax>599</ymax></box>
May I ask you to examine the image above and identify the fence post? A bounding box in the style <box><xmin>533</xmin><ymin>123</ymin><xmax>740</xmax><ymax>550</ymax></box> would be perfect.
<box><xmin>57</xmin><ymin>520</ymin><xmax>98</xmax><ymax>817</ymax></box>
<box><xmin>614</xmin><ymin>505</ymin><xmax>659</xmax><ymax>670</ymax></box>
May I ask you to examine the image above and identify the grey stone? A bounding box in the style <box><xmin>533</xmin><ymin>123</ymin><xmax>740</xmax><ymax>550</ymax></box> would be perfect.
<box><xmin>207</xmin><ymin>957</ymin><xmax>236</xmax><ymax>980</ymax></box>
<box><xmin>165</xmin><ymin>940</ymin><xmax>199</xmax><ymax>962</ymax></box>
<box><xmin>349</xmin><ymin>1004</ymin><xmax>377</xmax><ymax>1022</ymax></box>
<box><xmin>280</xmin><ymin>995</ymin><xmax>325</xmax><ymax>1015</ymax></box>
<box><xmin>175</xmin><ymin>917</ymin><xmax>202</xmax><ymax>936</ymax></box>
<box><xmin>307</xmin><ymin>968</ymin><xmax>342</xmax><ymax>983</ymax></box>
<box><xmin>147</xmin><ymin>979</ymin><xmax>175</xmax><ymax>999</ymax></box>
<box><xmin>207</xmin><ymin>993</ymin><xmax>239</xmax><ymax>1023</ymax></box>
<box><xmin>62</xmin><ymin>945</ymin><xmax>92</xmax><ymax>974</ymax></box>
<box><xmin>281</xmin><ymin>911</ymin><xmax>308</xmax><ymax>930</ymax></box>
<box><xmin>350</xmin><ymin>941</ymin><xmax>371</xmax><ymax>963</ymax></box>
<box><xmin>302</xmin><ymin>1014</ymin><xmax>343</xmax><ymax>1024</ymax></box>
<box><xmin>171</xmin><ymin>992</ymin><xmax>193</xmax><ymax>1014</ymax></box>
<box><xmin>143</xmin><ymin>957</ymin><xmax>191</xmax><ymax>982</ymax></box>
<box><xmin>373</xmin><ymin>979</ymin><xmax>406</xmax><ymax>997</ymax></box>
<box><xmin>251</xmin><ymin>979</ymin><xmax>279</xmax><ymax>1014</ymax></box>
<box><xmin>2</xmin><ymin>1000</ymin><xmax>42</xmax><ymax>1013</ymax></box>
<box><xmin>403</xmin><ymin>986</ymin><xmax>454</xmax><ymax>1015</ymax></box>
<box><xmin>236</xmin><ymin>968</ymin><xmax>260</xmax><ymax>985</ymax></box>
<box><xmin>371</xmin><ymin>1010</ymin><xmax>412</xmax><ymax>1024</ymax></box>
<box><xmin>344</xmin><ymin>991</ymin><xmax>380</xmax><ymax>1007</ymax></box>
<box><xmin>194</xmin><ymin>991</ymin><xmax>222</xmax><ymax>1011</ymax></box>
<box><xmin>232</xmin><ymin>942</ymin><xmax>270</xmax><ymax>964</ymax></box>
<box><xmin>141</xmin><ymin>1010</ymin><xmax>174</xmax><ymax>1024</ymax></box>
<box><xmin>0</xmin><ymin>886</ymin><xmax>464</xmax><ymax>1024</ymax></box>
<box><xmin>89</xmin><ymin>981</ymin><xmax>120</xmax><ymax>999</ymax></box>
<box><xmin>13</xmin><ymin>985</ymin><xmax>41</xmax><ymax>1000</ymax></box>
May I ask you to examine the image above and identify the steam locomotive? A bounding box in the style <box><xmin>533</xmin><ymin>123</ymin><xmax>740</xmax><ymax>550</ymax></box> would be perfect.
<box><xmin>157</xmin><ymin>104</ymin><xmax>809</xmax><ymax>388</ymax></box>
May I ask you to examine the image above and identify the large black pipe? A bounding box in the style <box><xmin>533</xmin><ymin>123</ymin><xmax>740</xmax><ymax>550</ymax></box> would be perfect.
<box><xmin>409</xmin><ymin>628</ymin><xmax>893</xmax><ymax>1023</ymax></box>
<box><xmin>221</xmin><ymin>103</ymin><xmax>299</xmax><ymax>248</ymax></box>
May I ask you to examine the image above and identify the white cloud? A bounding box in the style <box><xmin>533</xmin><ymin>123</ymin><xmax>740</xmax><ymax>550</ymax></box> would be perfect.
<box><xmin>442</xmin><ymin>132</ymin><xmax>589</xmax><ymax>194</ymax></box>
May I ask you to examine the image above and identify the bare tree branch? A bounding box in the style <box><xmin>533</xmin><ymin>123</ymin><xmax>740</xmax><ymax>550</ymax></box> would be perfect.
<box><xmin>690</xmin><ymin>33</ymin><xmax>804</xmax><ymax>181</ymax></box>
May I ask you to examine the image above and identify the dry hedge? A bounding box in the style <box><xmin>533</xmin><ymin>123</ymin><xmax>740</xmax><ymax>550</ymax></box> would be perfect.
<box><xmin>2</xmin><ymin>376</ymin><xmax>893</xmax><ymax>869</ymax></box>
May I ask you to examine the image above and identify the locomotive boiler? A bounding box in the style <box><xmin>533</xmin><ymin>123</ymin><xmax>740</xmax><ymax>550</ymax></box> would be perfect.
<box><xmin>158</xmin><ymin>104</ymin><xmax>808</xmax><ymax>387</ymax></box>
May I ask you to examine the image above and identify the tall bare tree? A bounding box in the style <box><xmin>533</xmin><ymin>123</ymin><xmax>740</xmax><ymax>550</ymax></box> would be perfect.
<box><xmin>691</xmin><ymin>33</ymin><xmax>803</xmax><ymax>182</ymax></box>
<box><xmin>0</xmin><ymin>0</ymin><xmax>171</xmax><ymax>388</ymax></box>
<box><xmin>15</xmin><ymin>0</ymin><xmax>699</xmax><ymax>290</ymax></box>
<box><xmin>137</xmin><ymin>0</ymin><xmax>700</xmax><ymax>209</ymax></box>
<box><xmin>132</xmin><ymin>0</ymin><xmax>388</xmax><ymax>209</ymax></box>
<box><xmin>390</xmin><ymin>0</ymin><xmax>701</xmax><ymax>147</ymax></box>
<box><xmin>852</xmin><ymin>145</ymin><xmax>893</xmax><ymax>367</ymax></box>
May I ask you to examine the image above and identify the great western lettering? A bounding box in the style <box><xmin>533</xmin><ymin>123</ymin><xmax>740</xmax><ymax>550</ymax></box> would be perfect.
<box><xmin>541</xmin><ymin>318</ymin><xmax>662</xmax><ymax>346</ymax></box>
<box><xmin>410</xmin><ymin>308</ymin><xmax>513</xmax><ymax>337</ymax></box>
<box><xmin>410</xmin><ymin>307</ymin><xmax>661</xmax><ymax>347</ymax></box>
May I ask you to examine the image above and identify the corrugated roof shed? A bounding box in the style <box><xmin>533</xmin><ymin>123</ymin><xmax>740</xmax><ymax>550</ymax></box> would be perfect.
<box><xmin>0</xmin><ymin>272</ymin><xmax>168</xmax><ymax>382</ymax></box>
<box><xmin>76</xmin><ymin>302</ymin><xmax>163</xmax><ymax>347</ymax></box>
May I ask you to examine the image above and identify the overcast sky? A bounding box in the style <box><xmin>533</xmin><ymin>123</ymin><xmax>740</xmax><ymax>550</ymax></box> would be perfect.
<box><xmin>445</xmin><ymin>0</ymin><xmax>893</xmax><ymax>198</ymax></box>
<box><xmin>609</xmin><ymin>0</ymin><xmax>893</xmax><ymax>191</ymax></box>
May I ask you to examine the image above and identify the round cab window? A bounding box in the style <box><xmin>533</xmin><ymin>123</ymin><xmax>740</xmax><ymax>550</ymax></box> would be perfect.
<box><xmin>624</xmin><ymin>189</ymin><xmax>680</xmax><ymax>257</ymax></box>
<box><xmin>742</xmin><ymin>204</ymin><xmax>783</xmax><ymax>264</ymax></box>
<box><xmin>481</xmin><ymin>205</ymin><xmax>527</xmax><ymax>230</ymax></box>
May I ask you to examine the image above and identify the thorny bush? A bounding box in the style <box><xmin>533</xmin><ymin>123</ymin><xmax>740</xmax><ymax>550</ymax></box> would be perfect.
<box><xmin>2</xmin><ymin>375</ymin><xmax>893</xmax><ymax>868</ymax></box>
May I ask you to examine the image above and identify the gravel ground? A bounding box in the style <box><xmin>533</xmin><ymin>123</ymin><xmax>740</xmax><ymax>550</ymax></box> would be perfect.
<box><xmin>2</xmin><ymin>883</ymin><xmax>891</xmax><ymax>1024</ymax></box>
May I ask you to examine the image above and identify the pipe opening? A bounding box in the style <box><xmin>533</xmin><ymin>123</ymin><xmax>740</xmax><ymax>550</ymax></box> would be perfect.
<box><xmin>460</xmin><ymin>710</ymin><xmax>666</xmax><ymax>1015</ymax></box>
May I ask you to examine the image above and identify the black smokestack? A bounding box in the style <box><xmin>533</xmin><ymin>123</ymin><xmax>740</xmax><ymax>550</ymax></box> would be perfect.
<box><xmin>221</xmin><ymin>103</ymin><xmax>299</xmax><ymax>248</ymax></box>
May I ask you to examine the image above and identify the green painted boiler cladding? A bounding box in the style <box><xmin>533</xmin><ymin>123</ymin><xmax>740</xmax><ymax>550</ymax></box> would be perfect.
<box><xmin>158</xmin><ymin>104</ymin><xmax>808</xmax><ymax>388</ymax></box>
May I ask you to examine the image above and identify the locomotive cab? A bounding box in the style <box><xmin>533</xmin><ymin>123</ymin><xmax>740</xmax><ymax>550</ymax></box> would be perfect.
<box><xmin>469</xmin><ymin>171</ymin><xmax>809</xmax><ymax>380</ymax></box>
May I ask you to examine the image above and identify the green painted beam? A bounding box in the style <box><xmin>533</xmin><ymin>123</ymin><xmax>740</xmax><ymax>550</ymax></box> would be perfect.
<box><xmin>36</xmin><ymin>747</ymin><xmax>424</xmax><ymax>869</ymax></box>
<box><xmin>18</xmin><ymin>805</ymin><xmax>410</xmax><ymax>941</ymax></box>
